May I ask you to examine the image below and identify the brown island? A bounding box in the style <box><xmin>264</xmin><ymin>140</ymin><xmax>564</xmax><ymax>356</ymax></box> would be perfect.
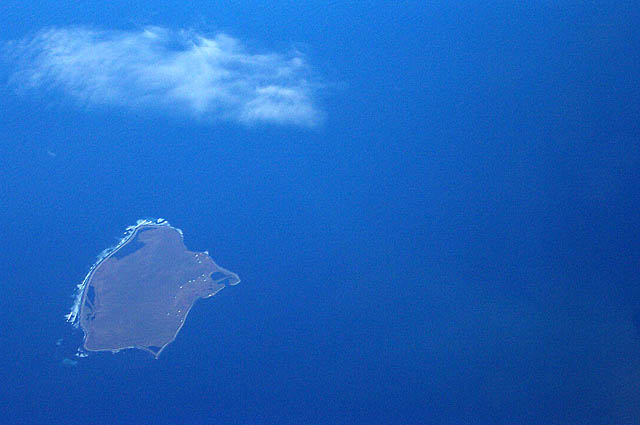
<box><xmin>77</xmin><ymin>224</ymin><xmax>239</xmax><ymax>358</ymax></box>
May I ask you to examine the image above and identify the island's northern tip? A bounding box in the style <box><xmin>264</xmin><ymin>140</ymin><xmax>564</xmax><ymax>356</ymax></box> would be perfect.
<box><xmin>67</xmin><ymin>219</ymin><xmax>239</xmax><ymax>358</ymax></box>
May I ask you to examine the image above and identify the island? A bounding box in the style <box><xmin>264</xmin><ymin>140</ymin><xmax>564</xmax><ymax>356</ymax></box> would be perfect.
<box><xmin>66</xmin><ymin>219</ymin><xmax>240</xmax><ymax>358</ymax></box>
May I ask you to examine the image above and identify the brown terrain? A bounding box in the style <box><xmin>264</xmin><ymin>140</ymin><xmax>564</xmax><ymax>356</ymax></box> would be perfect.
<box><xmin>79</xmin><ymin>225</ymin><xmax>239</xmax><ymax>357</ymax></box>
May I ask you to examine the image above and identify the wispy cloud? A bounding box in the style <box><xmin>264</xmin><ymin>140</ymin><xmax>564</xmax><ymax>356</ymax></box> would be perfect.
<box><xmin>5</xmin><ymin>26</ymin><xmax>321</xmax><ymax>126</ymax></box>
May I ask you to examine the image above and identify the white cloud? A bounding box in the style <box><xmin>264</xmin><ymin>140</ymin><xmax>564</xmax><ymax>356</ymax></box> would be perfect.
<box><xmin>6</xmin><ymin>26</ymin><xmax>321</xmax><ymax>126</ymax></box>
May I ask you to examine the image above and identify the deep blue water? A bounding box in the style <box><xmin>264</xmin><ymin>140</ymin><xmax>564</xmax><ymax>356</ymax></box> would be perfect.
<box><xmin>1</xmin><ymin>2</ymin><xmax>640</xmax><ymax>424</ymax></box>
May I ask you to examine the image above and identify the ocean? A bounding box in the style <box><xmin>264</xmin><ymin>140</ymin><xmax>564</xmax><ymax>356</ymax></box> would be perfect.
<box><xmin>1</xmin><ymin>2</ymin><xmax>639</xmax><ymax>424</ymax></box>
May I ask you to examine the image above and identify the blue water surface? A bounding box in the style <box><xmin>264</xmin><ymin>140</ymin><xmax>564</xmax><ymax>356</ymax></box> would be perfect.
<box><xmin>1</xmin><ymin>2</ymin><xmax>639</xmax><ymax>424</ymax></box>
